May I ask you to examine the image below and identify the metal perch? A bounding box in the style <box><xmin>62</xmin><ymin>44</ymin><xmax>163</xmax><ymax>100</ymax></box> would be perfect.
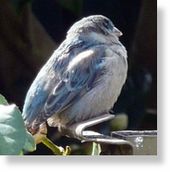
<box><xmin>61</xmin><ymin>113</ymin><xmax>157</xmax><ymax>155</ymax></box>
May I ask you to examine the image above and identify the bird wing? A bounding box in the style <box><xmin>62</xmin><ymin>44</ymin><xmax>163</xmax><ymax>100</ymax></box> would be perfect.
<box><xmin>44</xmin><ymin>47</ymin><xmax>106</xmax><ymax>116</ymax></box>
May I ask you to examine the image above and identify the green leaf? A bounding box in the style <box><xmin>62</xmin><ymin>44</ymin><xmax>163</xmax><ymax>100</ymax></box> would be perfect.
<box><xmin>0</xmin><ymin>104</ymin><xmax>35</xmax><ymax>155</ymax></box>
<box><xmin>23</xmin><ymin>131</ymin><xmax>36</xmax><ymax>152</ymax></box>
<box><xmin>0</xmin><ymin>94</ymin><xmax>8</xmax><ymax>105</ymax></box>
<box><xmin>91</xmin><ymin>142</ymin><xmax>101</xmax><ymax>155</ymax></box>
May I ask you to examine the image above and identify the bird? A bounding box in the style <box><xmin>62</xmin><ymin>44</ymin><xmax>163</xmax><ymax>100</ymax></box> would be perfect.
<box><xmin>22</xmin><ymin>15</ymin><xmax>128</xmax><ymax>139</ymax></box>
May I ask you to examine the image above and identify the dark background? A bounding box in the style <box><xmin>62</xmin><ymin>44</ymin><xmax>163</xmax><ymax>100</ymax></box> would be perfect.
<box><xmin>0</xmin><ymin>0</ymin><xmax>157</xmax><ymax>154</ymax></box>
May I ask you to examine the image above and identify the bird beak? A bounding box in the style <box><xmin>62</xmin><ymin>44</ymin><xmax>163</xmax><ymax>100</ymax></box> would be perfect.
<box><xmin>113</xmin><ymin>27</ymin><xmax>123</xmax><ymax>37</ymax></box>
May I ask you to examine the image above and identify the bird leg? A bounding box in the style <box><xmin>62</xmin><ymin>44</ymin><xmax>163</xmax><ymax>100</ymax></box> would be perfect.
<box><xmin>32</xmin><ymin>122</ymin><xmax>48</xmax><ymax>144</ymax></box>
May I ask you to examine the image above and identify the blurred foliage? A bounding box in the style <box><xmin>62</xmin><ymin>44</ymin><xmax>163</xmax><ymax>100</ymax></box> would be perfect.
<box><xmin>0</xmin><ymin>94</ymin><xmax>36</xmax><ymax>155</ymax></box>
<box><xmin>58</xmin><ymin>0</ymin><xmax>83</xmax><ymax>15</ymax></box>
<box><xmin>0</xmin><ymin>0</ymin><xmax>56</xmax><ymax>107</ymax></box>
<box><xmin>0</xmin><ymin>94</ymin><xmax>8</xmax><ymax>105</ymax></box>
<box><xmin>110</xmin><ymin>113</ymin><xmax>128</xmax><ymax>131</ymax></box>
<box><xmin>113</xmin><ymin>69</ymin><xmax>153</xmax><ymax>129</ymax></box>
<box><xmin>11</xmin><ymin>0</ymin><xmax>32</xmax><ymax>13</ymax></box>
<box><xmin>91</xmin><ymin>142</ymin><xmax>101</xmax><ymax>155</ymax></box>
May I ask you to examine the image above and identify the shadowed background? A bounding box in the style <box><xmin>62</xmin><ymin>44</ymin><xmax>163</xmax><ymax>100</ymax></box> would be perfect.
<box><xmin>0</xmin><ymin>0</ymin><xmax>157</xmax><ymax>155</ymax></box>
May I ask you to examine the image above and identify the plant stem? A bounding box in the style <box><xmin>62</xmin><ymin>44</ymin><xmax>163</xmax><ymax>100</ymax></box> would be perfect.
<box><xmin>41</xmin><ymin>137</ymin><xmax>64</xmax><ymax>155</ymax></box>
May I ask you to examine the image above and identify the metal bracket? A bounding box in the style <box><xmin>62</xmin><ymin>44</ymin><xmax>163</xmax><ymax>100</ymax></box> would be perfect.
<box><xmin>60</xmin><ymin>113</ymin><xmax>157</xmax><ymax>155</ymax></box>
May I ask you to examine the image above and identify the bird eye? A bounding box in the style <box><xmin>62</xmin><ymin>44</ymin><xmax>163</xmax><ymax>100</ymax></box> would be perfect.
<box><xmin>103</xmin><ymin>20</ymin><xmax>113</xmax><ymax>31</ymax></box>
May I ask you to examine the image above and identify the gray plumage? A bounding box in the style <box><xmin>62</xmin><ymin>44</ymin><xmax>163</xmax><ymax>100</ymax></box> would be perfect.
<box><xmin>22</xmin><ymin>15</ymin><xmax>128</xmax><ymax>133</ymax></box>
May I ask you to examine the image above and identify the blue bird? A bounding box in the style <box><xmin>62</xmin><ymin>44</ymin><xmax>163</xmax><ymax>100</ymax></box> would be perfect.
<box><xmin>22</xmin><ymin>15</ymin><xmax>128</xmax><ymax>139</ymax></box>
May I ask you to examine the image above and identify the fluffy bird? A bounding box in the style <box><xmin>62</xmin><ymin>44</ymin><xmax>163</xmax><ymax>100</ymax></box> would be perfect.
<box><xmin>22</xmin><ymin>15</ymin><xmax>128</xmax><ymax>137</ymax></box>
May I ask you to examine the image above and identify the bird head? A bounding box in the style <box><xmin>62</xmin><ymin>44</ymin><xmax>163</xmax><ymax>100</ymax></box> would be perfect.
<box><xmin>67</xmin><ymin>15</ymin><xmax>122</xmax><ymax>43</ymax></box>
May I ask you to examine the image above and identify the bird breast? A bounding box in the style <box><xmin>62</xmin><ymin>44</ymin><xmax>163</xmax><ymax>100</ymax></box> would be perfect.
<box><xmin>47</xmin><ymin>44</ymin><xmax>127</xmax><ymax>127</ymax></box>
